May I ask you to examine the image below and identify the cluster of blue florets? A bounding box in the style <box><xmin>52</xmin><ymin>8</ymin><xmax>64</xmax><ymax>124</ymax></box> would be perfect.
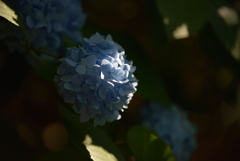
<box><xmin>141</xmin><ymin>102</ymin><xmax>197</xmax><ymax>161</ymax></box>
<box><xmin>15</xmin><ymin>0</ymin><xmax>86</xmax><ymax>55</ymax></box>
<box><xmin>55</xmin><ymin>33</ymin><xmax>138</xmax><ymax>126</ymax></box>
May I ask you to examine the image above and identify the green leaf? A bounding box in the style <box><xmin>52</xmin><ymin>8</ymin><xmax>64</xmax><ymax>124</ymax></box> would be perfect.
<box><xmin>156</xmin><ymin>0</ymin><xmax>210</xmax><ymax>40</ymax></box>
<box><xmin>208</xmin><ymin>2</ymin><xmax>239</xmax><ymax>56</ymax></box>
<box><xmin>200</xmin><ymin>24</ymin><xmax>240</xmax><ymax>76</ymax></box>
<box><xmin>134</xmin><ymin>61</ymin><xmax>171</xmax><ymax>107</ymax></box>
<box><xmin>0</xmin><ymin>0</ymin><xmax>19</xmax><ymax>26</ymax></box>
<box><xmin>127</xmin><ymin>126</ymin><xmax>175</xmax><ymax>161</ymax></box>
<box><xmin>36</xmin><ymin>143</ymin><xmax>92</xmax><ymax>161</ymax></box>
<box><xmin>62</xmin><ymin>34</ymin><xmax>76</xmax><ymax>48</ymax></box>
<box><xmin>116</xmin><ymin>34</ymin><xmax>171</xmax><ymax>107</ymax></box>
<box><xmin>58</xmin><ymin>101</ymin><xmax>126</xmax><ymax>161</ymax></box>
<box><xmin>32</xmin><ymin>60</ymin><xmax>59</xmax><ymax>81</ymax></box>
<box><xmin>146</xmin><ymin>0</ymin><xmax>168</xmax><ymax>52</ymax></box>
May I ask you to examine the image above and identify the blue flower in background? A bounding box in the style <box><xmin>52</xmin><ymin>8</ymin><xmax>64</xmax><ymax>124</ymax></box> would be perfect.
<box><xmin>141</xmin><ymin>102</ymin><xmax>197</xmax><ymax>161</ymax></box>
<box><xmin>55</xmin><ymin>33</ymin><xmax>138</xmax><ymax>126</ymax></box>
<box><xmin>15</xmin><ymin>0</ymin><xmax>86</xmax><ymax>56</ymax></box>
<box><xmin>0</xmin><ymin>18</ymin><xmax>26</xmax><ymax>53</ymax></box>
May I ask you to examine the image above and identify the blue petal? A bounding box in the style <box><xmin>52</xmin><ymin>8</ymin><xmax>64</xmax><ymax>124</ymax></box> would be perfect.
<box><xmin>82</xmin><ymin>84</ymin><xmax>91</xmax><ymax>94</ymax></box>
<box><xmin>76</xmin><ymin>64</ymin><xmax>86</xmax><ymax>74</ymax></box>
<box><xmin>94</xmin><ymin>102</ymin><xmax>101</xmax><ymax>109</ymax></box>
<box><xmin>72</xmin><ymin>104</ymin><xmax>81</xmax><ymax>114</ymax></box>
<box><xmin>101</xmin><ymin>59</ymin><xmax>111</xmax><ymax>66</ymax></box>
<box><xmin>83</xmin><ymin>38</ymin><xmax>92</xmax><ymax>44</ymax></box>
<box><xmin>65</xmin><ymin>58</ymin><xmax>78</xmax><ymax>67</ymax></box>
<box><xmin>106</xmin><ymin>34</ymin><xmax>113</xmax><ymax>41</ymax></box>
<box><xmin>85</xmin><ymin>54</ymin><xmax>96</xmax><ymax>67</ymax></box>
<box><xmin>104</xmin><ymin>81</ymin><xmax>114</xmax><ymax>89</ymax></box>
<box><xmin>47</xmin><ymin>23</ymin><xmax>52</xmax><ymax>33</ymax></box>
<box><xmin>119</xmin><ymin>87</ymin><xmax>125</xmax><ymax>96</ymax></box>
<box><xmin>35</xmin><ymin>22</ymin><xmax>45</xmax><ymax>28</ymax></box>
<box><xmin>64</xmin><ymin>82</ymin><xmax>74</xmax><ymax>91</ymax></box>
<box><xmin>89</xmin><ymin>32</ymin><xmax>103</xmax><ymax>44</ymax></box>
<box><xmin>61</xmin><ymin>75</ymin><xmax>72</xmax><ymax>82</ymax></box>
<box><xmin>85</xmin><ymin>78</ymin><xmax>93</xmax><ymax>84</ymax></box>
<box><xmin>87</xmin><ymin>67</ymin><xmax>99</xmax><ymax>76</ymax></box>
<box><xmin>63</xmin><ymin>93</ymin><xmax>75</xmax><ymax>103</ymax></box>
<box><xmin>102</xmin><ymin>49</ymin><xmax>113</xmax><ymax>55</ymax></box>
<box><xmin>105</xmin><ymin>93</ymin><xmax>112</xmax><ymax>106</ymax></box>
<box><xmin>81</xmin><ymin>58</ymin><xmax>87</xmax><ymax>66</ymax></box>
<box><xmin>71</xmin><ymin>48</ymin><xmax>80</xmax><ymax>61</ymax></box>
<box><xmin>53</xmin><ymin>22</ymin><xmax>62</xmax><ymax>31</ymax></box>
<box><xmin>123</xmin><ymin>84</ymin><xmax>136</xmax><ymax>94</ymax></box>
<box><xmin>77</xmin><ymin>94</ymin><xmax>84</xmax><ymax>103</ymax></box>
<box><xmin>35</xmin><ymin>11</ymin><xmax>44</xmax><ymax>21</ymax></box>
<box><xmin>26</xmin><ymin>15</ymin><xmax>34</xmax><ymax>28</ymax></box>
<box><xmin>80</xmin><ymin>108</ymin><xmax>90</xmax><ymax>123</ymax></box>
<box><xmin>99</xmin><ymin>87</ymin><xmax>107</xmax><ymax>99</ymax></box>
<box><xmin>57</xmin><ymin>67</ymin><xmax>66</xmax><ymax>75</ymax></box>
<box><xmin>73</xmin><ymin>85</ymin><xmax>81</xmax><ymax>92</ymax></box>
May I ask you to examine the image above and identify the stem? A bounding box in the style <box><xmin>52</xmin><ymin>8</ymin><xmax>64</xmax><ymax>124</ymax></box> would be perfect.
<box><xmin>31</xmin><ymin>47</ymin><xmax>62</xmax><ymax>59</ymax></box>
<box><xmin>29</xmin><ymin>50</ymin><xmax>45</xmax><ymax>64</ymax></box>
<box><xmin>15</xmin><ymin>18</ymin><xmax>30</xmax><ymax>47</ymax></box>
<box><xmin>15</xmin><ymin>18</ymin><xmax>61</xmax><ymax>59</ymax></box>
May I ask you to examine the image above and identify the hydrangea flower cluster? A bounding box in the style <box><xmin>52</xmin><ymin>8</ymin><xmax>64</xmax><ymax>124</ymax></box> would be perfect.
<box><xmin>55</xmin><ymin>33</ymin><xmax>138</xmax><ymax>126</ymax></box>
<box><xmin>141</xmin><ymin>102</ymin><xmax>197</xmax><ymax>161</ymax></box>
<box><xmin>15</xmin><ymin>0</ymin><xmax>86</xmax><ymax>55</ymax></box>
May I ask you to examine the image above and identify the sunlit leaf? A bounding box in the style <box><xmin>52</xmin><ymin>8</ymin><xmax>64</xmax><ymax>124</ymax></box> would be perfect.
<box><xmin>83</xmin><ymin>135</ymin><xmax>118</xmax><ymax>161</ymax></box>
<box><xmin>58</xmin><ymin>101</ymin><xmax>126</xmax><ymax>161</ymax></box>
<box><xmin>156</xmin><ymin>0</ymin><xmax>210</xmax><ymax>40</ymax></box>
<box><xmin>0</xmin><ymin>0</ymin><xmax>18</xmax><ymax>26</ymax></box>
<box><xmin>127</xmin><ymin>126</ymin><xmax>175</xmax><ymax>161</ymax></box>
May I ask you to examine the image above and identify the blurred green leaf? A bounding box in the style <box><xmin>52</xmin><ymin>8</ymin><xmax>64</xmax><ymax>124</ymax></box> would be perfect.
<box><xmin>58</xmin><ymin>101</ymin><xmax>126</xmax><ymax>161</ymax></box>
<box><xmin>208</xmin><ymin>2</ymin><xmax>239</xmax><ymax>53</ymax></box>
<box><xmin>62</xmin><ymin>34</ymin><xmax>76</xmax><ymax>48</ymax></box>
<box><xmin>32</xmin><ymin>60</ymin><xmax>59</xmax><ymax>81</ymax></box>
<box><xmin>127</xmin><ymin>126</ymin><xmax>175</xmax><ymax>161</ymax></box>
<box><xmin>146</xmin><ymin>0</ymin><xmax>168</xmax><ymax>51</ymax></box>
<box><xmin>156</xmin><ymin>0</ymin><xmax>210</xmax><ymax>40</ymax></box>
<box><xmin>200</xmin><ymin>24</ymin><xmax>240</xmax><ymax>75</ymax></box>
<box><xmin>0</xmin><ymin>0</ymin><xmax>19</xmax><ymax>26</ymax></box>
<box><xmin>36</xmin><ymin>143</ymin><xmax>92</xmax><ymax>161</ymax></box>
<box><xmin>116</xmin><ymin>35</ymin><xmax>171</xmax><ymax>108</ymax></box>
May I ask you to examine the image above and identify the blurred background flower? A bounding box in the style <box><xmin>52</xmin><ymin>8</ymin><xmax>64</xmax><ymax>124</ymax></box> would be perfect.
<box><xmin>141</xmin><ymin>102</ymin><xmax>197</xmax><ymax>161</ymax></box>
<box><xmin>1</xmin><ymin>0</ymin><xmax>86</xmax><ymax>61</ymax></box>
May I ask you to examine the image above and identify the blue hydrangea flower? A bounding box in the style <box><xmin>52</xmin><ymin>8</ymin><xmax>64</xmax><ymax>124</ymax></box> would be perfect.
<box><xmin>55</xmin><ymin>33</ymin><xmax>138</xmax><ymax>126</ymax></box>
<box><xmin>141</xmin><ymin>102</ymin><xmax>197</xmax><ymax>161</ymax></box>
<box><xmin>15</xmin><ymin>0</ymin><xmax>86</xmax><ymax>56</ymax></box>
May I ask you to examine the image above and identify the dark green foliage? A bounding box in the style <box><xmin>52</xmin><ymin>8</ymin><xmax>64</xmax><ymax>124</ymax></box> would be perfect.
<box><xmin>58</xmin><ymin>101</ymin><xmax>126</xmax><ymax>161</ymax></box>
<box><xmin>32</xmin><ymin>61</ymin><xmax>60</xmax><ymax>81</ymax></box>
<box><xmin>127</xmin><ymin>126</ymin><xmax>175</xmax><ymax>161</ymax></box>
